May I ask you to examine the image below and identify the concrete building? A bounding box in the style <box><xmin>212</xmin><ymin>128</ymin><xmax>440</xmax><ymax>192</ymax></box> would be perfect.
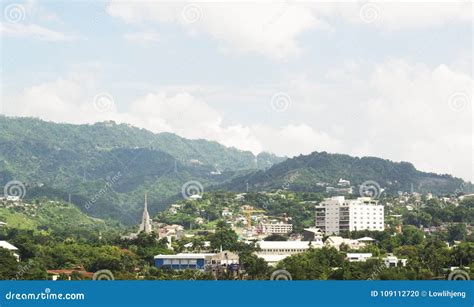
<box><xmin>154</xmin><ymin>253</ymin><xmax>215</xmax><ymax>270</ymax></box>
<box><xmin>260</xmin><ymin>222</ymin><xmax>293</xmax><ymax>235</ymax></box>
<box><xmin>255</xmin><ymin>240</ymin><xmax>322</xmax><ymax>266</ymax></box>
<box><xmin>383</xmin><ymin>254</ymin><xmax>407</xmax><ymax>267</ymax></box>
<box><xmin>315</xmin><ymin>196</ymin><xmax>384</xmax><ymax>234</ymax></box>
<box><xmin>154</xmin><ymin>251</ymin><xmax>239</xmax><ymax>271</ymax></box>
<box><xmin>346</xmin><ymin>253</ymin><xmax>372</xmax><ymax>262</ymax></box>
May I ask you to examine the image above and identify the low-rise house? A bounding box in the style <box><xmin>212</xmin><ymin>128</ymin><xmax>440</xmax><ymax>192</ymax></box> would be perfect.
<box><xmin>6</xmin><ymin>195</ymin><xmax>20</xmax><ymax>202</ymax></box>
<box><xmin>158</xmin><ymin>224</ymin><xmax>185</xmax><ymax>240</ymax></box>
<box><xmin>0</xmin><ymin>240</ymin><xmax>20</xmax><ymax>261</ymax></box>
<box><xmin>383</xmin><ymin>254</ymin><xmax>407</xmax><ymax>267</ymax></box>
<box><xmin>325</xmin><ymin>236</ymin><xmax>366</xmax><ymax>251</ymax></box>
<box><xmin>222</xmin><ymin>208</ymin><xmax>233</xmax><ymax>217</ymax></box>
<box><xmin>47</xmin><ymin>265</ymin><xmax>94</xmax><ymax>280</ymax></box>
<box><xmin>183</xmin><ymin>241</ymin><xmax>211</xmax><ymax>251</ymax></box>
<box><xmin>346</xmin><ymin>253</ymin><xmax>372</xmax><ymax>262</ymax></box>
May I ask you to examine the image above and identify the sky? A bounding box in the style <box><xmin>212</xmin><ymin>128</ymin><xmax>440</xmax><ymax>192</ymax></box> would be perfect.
<box><xmin>0</xmin><ymin>0</ymin><xmax>472</xmax><ymax>181</ymax></box>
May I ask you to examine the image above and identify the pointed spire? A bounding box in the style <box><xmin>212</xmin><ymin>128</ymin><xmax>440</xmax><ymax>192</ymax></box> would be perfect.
<box><xmin>139</xmin><ymin>192</ymin><xmax>152</xmax><ymax>234</ymax></box>
<box><xmin>144</xmin><ymin>192</ymin><xmax>148</xmax><ymax>212</ymax></box>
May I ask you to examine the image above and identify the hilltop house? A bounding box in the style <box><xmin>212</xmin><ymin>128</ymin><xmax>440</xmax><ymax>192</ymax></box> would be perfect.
<box><xmin>0</xmin><ymin>241</ymin><xmax>20</xmax><ymax>261</ymax></box>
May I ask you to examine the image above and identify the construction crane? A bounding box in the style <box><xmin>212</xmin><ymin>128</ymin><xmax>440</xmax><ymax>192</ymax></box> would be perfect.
<box><xmin>241</xmin><ymin>208</ymin><xmax>265</xmax><ymax>229</ymax></box>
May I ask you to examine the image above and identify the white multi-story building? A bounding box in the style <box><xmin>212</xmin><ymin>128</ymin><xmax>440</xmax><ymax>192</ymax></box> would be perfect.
<box><xmin>260</xmin><ymin>222</ymin><xmax>293</xmax><ymax>235</ymax></box>
<box><xmin>315</xmin><ymin>196</ymin><xmax>384</xmax><ymax>234</ymax></box>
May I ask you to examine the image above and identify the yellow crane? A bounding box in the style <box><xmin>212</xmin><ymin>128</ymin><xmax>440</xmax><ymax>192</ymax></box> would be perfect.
<box><xmin>241</xmin><ymin>208</ymin><xmax>265</xmax><ymax>228</ymax></box>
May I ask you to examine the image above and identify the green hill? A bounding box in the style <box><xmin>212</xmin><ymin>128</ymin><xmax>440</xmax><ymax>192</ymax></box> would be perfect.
<box><xmin>0</xmin><ymin>116</ymin><xmax>283</xmax><ymax>223</ymax></box>
<box><xmin>0</xmin><ymin>199</ymin><xmax>109</xmax><ymax>233</ymax></box>
<box><xmin>1</xmin><ymin>116</ymin><xmax>470</xmax><ymax>225</ymax></box>
<box><xmin>219</xmin><ymin>151</ymin><xmax>472</xmax><ymax>195</ymax></box>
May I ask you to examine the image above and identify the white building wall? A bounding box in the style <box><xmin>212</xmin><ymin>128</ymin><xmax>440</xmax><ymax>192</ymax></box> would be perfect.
<box><xmin>316</xmin><ymin>197</ymin><xmax>384</xmax><ymax>234</ymax></box>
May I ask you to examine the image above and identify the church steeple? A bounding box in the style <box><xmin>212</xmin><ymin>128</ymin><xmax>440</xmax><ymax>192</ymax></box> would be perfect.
<box><xmin>139</xmin><ymin>193</ymin><xmax>152</xmax><ymax>234</ymax></box>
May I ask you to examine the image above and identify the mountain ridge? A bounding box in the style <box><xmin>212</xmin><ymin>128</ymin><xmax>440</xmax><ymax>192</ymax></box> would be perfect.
<box><xmin>218</xmin><ymin>151</ymin><xmax>471</xmax><ymax>195</ymax></box>
<box><xmin>0</xmin><ymin>116</ymin><xmax>471</xmax><ymax>224</ymax></box>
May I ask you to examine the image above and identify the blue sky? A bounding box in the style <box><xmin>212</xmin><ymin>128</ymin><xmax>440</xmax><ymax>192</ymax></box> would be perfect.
<box><xmin>1</xmin><ymin>0</ymin><xmax>472</xmax><ymax>181</ymax></box>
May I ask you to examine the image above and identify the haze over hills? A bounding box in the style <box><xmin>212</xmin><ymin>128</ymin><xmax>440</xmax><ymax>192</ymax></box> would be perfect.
<box><xmin>0</xmin><ymin>116</ymin><xmax>471</xmax><ymax>224</ymax></box>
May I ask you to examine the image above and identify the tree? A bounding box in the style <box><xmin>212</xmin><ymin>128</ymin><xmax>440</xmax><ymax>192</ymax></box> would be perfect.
<box><xmin>239</xmin><ymin>253</ymin><xmax>268</xmax><ymax>280</ymax></box>
<box><xmin>400</xmin><ymin>226</ymin><xmax>424</xmax><ymax>246</ymax></box>
<box><xmin>450</xmin><ymin>242</ymin><xmax>473</xmax><ymax>267</ymax></box>
<box><xmin>278</xmin><ymin>247</ymin><xmax>344</xmax><ymax>280</ymax></box>
<box><xmin>420</xmin><ymin>240</ymin><xmax>449</xmax><ymax>276</ymax></box>
<box><xmin>209</xmin><ymin>222</ymin><xmax>238</xmax><ymax>251</ymax></box>
<box><xmin>447</xmin><ymin>224</ymin><xmax>467</xmax><ymax>242</ymax></box>
<box><xmin>0</xmin><ymin>248</ymin><xmax>19</xmax><ymax>279</ymax></box>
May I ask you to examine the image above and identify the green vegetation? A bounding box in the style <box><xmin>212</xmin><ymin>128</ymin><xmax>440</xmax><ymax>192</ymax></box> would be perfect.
<box><xmin>0</xmin><ymin>116</ymin><xmax>282</xmax><ymax>223</ymax></box>
<box><xmin>222</xmin><ymin>151</ymin><xmax>471</xmax><ymax>195</ymax></box>
<box><xmin>0</xmin><ymin>200</ymin><xmax>118</xmax><ymax>236</ymax></box>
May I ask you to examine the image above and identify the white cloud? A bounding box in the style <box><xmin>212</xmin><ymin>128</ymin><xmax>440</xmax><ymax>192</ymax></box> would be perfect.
<box><xmin>1</xmin><ymin>74</ymin><xmax>340</xmax><ymax>159</ymax></box>
<box><xmin>107</xmin><ymin>1</ymin><xmax>327</xmax><ymax>59</ymax></box>
<box><xmin>293</xmin><ymin>58</ymin><xmax>472</xmax><ymax>181</ymax></box>
<box><xmin>2</xmin><ymin>56</ymin><xmax>472</xmax><ymax>181</ymax></box>
<box><xmin>123</xmin><ymin>31</ymin><xmax>160</xmax><ymax>43</ymax></box>
<box><xmin>107</xmin><ymin>1</ymin><xmax>472</xmax><ymax>59</ymax></box>
<box><xmin>0</xmin><ymin>23</ymin><xmax>76</xmax><ymax>41</ymax></box>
